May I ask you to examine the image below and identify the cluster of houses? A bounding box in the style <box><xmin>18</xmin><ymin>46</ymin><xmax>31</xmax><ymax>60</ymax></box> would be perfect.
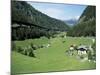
<box><xmin>66</xmin><ymin>39</ymin><xmax>95</xmax><ymax>62</ymax></box>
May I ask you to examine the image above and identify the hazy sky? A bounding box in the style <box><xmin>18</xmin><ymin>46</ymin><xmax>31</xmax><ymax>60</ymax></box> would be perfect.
<box><xmin>27</xmin><ymin>2</ymin><xmax>87</xmax><ymax>20</ymax></box>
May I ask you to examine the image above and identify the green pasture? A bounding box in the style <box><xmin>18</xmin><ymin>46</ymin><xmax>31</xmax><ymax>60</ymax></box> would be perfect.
<box><xmin>11</xmin><ymin>36</ymin><xmax>96</xmax><ymax>74</ymax></box>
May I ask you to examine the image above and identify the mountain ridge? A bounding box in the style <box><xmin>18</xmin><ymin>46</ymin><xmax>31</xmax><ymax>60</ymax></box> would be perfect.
<box><xmin>12</xmin><ymin>1</ymin><xmax>69</xmax><ymax>31</ymax></box>
<box><xmin>63</xmin><ymin>19</ymin><xmax>78</xmax><ymax>26</ymax></box>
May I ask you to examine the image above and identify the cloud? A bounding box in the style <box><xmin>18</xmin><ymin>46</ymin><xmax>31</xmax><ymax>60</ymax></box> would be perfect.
<box><xmin>74</xmin><ymin>15</ymin><xmax>80</xmax><ymax>20</ymax></box>
<box><xmin>65</xmin><ymin>15</ymin><xmax>80</xmax><ymax>20</ymax></box>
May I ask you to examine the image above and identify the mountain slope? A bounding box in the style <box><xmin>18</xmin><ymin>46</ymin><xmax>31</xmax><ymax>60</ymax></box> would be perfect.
<box><xmin>67</xmin><ymin>6</ymin><xmax>96</xmax><ymax>36</ymax></box>
<box><xmin>12</xmin><ymin>1</ymin><xmax>69</xmax><ymax>31</ymax></box>
<box><xmin>79</xmin><ymin>6</ymin><xmax>96</xmax><ymax>22</ymax></box>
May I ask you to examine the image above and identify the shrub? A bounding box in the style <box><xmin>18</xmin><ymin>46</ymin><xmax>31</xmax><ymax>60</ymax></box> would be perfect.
<box><xmin>87</xmin><ymin>50</ymin><xmax>93</xmax><ymax>60</ymax></box>
<box><xmin>61</xmin><ymin>35</ymin><xmax>64</xmax><ymax>38</ymax></box>
<box><xmin>62</xmin><ymin>40</ymin><xmax>66</xmax><ymax>43</ymax></box>
<box><xmin>29</xmin><ymin>48</ymin><xmax>35</xmax><ymax>57</ymax></box>
<box><xmin>30</xmin><ymin>43</ymin><xmax>37</xmax><ymax>50</ymax></box>
<box><xmin>11</xmin><ymin>41</ymin><xmax>16</xmax><ymax>51</ymax></box>
<box><xmin>40</xmin><ymin>45</ymin><xmax>44</xmax><ymax>48</ymax></box>
<box><xmin>24</xmin><ymin>48</ymin><xmax>28</xmax><ymax>55</ymax></box>
<box><xmin>92</xmin><ymin>42</ymin><xmax>96</xmax><ymax>60</ymax></box>
<box><xmin>17</xmin><ymin>46</ymin><xmax>23</xmax><ymax>53</ymax></box>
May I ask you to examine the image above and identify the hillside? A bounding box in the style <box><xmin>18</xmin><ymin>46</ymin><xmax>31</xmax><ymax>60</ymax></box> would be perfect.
<box><xmin>79</xmin><ymin>6</ymin><xmax>96</xmax><ymax>22</ymax></box>
<box><xmin>12</xmin><ymin>1</ymin><xmax>69</xmax><ymax>31</ymax></box>
<box><xmin>12</xmin><ymin>1</ymin><xmax>70</xmax><ymax>40</ymax></box>
<box><xmin>67</xmin><ymin>6</ymin><xmax>96</xmax><ymax>36</ymax></box>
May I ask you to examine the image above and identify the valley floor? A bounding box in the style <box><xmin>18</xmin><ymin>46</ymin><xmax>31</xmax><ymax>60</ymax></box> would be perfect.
<box><xmin>11</xmin><ymin>36</ymin><xmax>96</xmax><ymax>74</ymax></box>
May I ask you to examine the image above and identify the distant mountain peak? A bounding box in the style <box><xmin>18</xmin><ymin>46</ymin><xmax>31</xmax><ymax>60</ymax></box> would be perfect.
<box><xmin>63</xmin><ymin>19</ymin><xmax>78</xmax><ymax>26</ymax></box>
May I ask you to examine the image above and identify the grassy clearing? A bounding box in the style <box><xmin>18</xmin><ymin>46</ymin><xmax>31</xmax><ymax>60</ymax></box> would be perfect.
<box><xmin>11</xmin><ymin>36</ymin><xmax>96</xmax><ymax>74</ymax></box>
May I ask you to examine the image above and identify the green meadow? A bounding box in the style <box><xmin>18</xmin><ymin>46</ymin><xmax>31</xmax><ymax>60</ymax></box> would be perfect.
<box><xmin>11</xmin><ymin>2</ymin><xmax>96</xmax><ymax>74</ymax></box>
<box><xmin>11</xmin><ymin>35</ymin><xmax>96</xmax><ymax>74</ymax></box>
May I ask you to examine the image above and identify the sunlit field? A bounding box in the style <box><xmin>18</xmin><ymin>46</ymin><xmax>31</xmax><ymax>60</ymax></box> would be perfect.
<box><xmin>11</xmin><ymin>35</ymin><xmax>96</xmax><ymax>74</ymax></box>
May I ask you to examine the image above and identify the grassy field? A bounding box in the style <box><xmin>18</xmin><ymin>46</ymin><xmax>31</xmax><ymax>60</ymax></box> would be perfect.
<box><xmin>11</xmin><ymin>35</ymin><xmax>96</xmax><ymax>74</ymax></box>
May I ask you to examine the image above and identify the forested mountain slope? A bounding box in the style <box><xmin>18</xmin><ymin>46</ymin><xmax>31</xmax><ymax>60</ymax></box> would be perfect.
<box><xmin>12</xmin><ymin>1</ymin><xmax>69</xmax><ymax>31</ymax></box>
<box><xmin>11</xmin><ymin>1</ymin><xmax>69</xmax><ymax>40</ymax></box>
<box><xmin>67</xmin><ymin>6</ymin><xmax>96</xmax><ymax>36</ymax></box>
<box><xmin>79</xmin><ymin>6</ymin><xmax>96</xmax><ymax>22</ymax></box>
